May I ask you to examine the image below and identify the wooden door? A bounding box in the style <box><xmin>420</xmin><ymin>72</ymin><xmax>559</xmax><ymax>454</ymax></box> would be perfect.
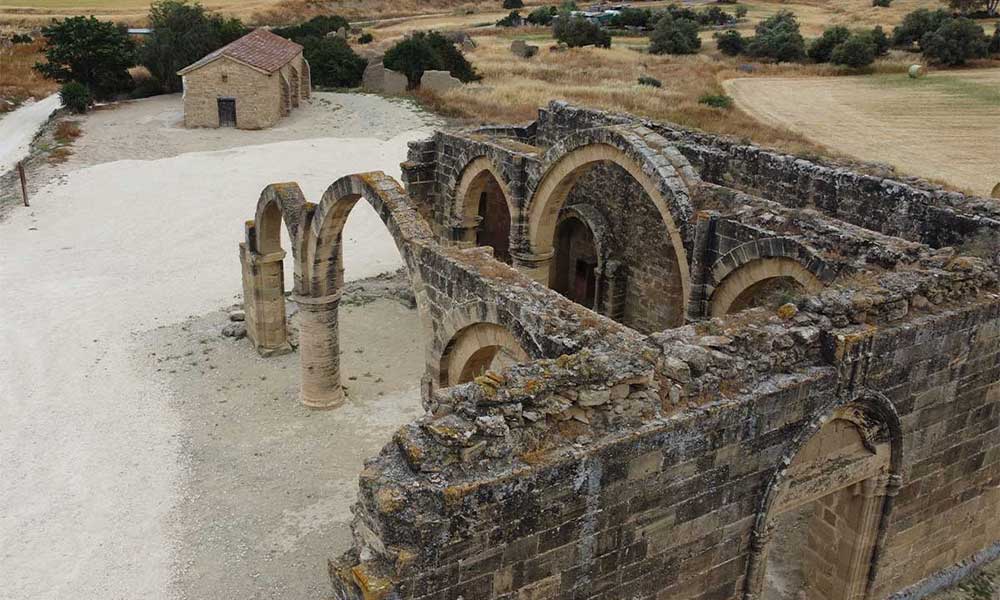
<box><xmin>217</xmin><ymin>98</ymin><xmax>236</xmax><ymax>127</ymax></box>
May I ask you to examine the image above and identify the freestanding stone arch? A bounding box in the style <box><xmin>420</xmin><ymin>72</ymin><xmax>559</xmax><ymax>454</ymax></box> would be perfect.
<box><xmin>453</xmin><ymin>156</ymin><xmax>517</xmax><ymax>262</ymax></box>
<box><xmin>743</xmin><ymin>391</ymin><xmax>903</xmax><ymax>600</ymax></box>
<box><xmin>708</xmin><ymin>238</ymin><xmax>834</xmax><ymax>317</ymax></box>
<box><xmin>522</xmin><ymin>125</ymin><xmax>695</xmax><ymax>321</ymax></box>
<box><xmin>295</xmin><ymin>172</ymin><xmax>433</xmax><ymax>409</ymax></box>
<box><xmin>240</xmin><ymin>182</ymin><xmax>305</xmax><ymax>356</ymax></box>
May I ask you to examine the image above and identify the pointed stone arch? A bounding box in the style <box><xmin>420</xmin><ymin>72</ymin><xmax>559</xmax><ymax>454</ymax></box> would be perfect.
<box><xmin>294</xmin><ymin>172</ymin><xmax>434</xmax><ymax>409</ymax></box>
<box><xmin>522</xmin><ymin>125</ymin><xmax>696</xmax><ymax>320</ymax></box>
<box><xmin>743</xmin><ymin>391</ymin><xmax>904</xmax><ymax>600</ymax></box>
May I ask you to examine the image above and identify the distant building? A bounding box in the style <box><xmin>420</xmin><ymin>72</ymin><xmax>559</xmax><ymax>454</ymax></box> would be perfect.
<box><xmin>177</xmin><ymin>29</ymin><xmax>311</xmax><ymax>130</ymax></box>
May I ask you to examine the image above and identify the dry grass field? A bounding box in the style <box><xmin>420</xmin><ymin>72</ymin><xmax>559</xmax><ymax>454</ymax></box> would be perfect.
<box><xmin>0</xmin><ymin>39</ymin><xmax>57</xmax><ymax>111</ymax></box>
<box><xmin>726</xmin><ymin>68</ymin><xmax>1000</xmax><ymax>195</ymax></box>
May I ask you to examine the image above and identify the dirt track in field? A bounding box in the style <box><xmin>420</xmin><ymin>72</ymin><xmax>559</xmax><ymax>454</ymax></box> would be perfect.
<box><xmin>725</xmin><ymin>68</ymin><xmax>1000</xmax><ymax>197</ymax></box>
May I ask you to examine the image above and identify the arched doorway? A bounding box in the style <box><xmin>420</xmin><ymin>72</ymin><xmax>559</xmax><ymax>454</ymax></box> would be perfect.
<box><xmin>454</xmin><ymin>158</ymin><xmax>514</xmax><ymax>264</ymax></box>
<box><xmin>552</xmin><ymin>215</ymin><xmax>598</xmax><ymax>309</ymax></box>
<box><xmin>438</xmin><ymin>322</ymin><xmax>530</xmax><ymax>388</ymax></box>
<box><xmin>746</xmin><ymin>397</ymin><xmax>903</xmax><ymax>600</ymax></box>
<box><xmin>711</xmin><ymin>258</ymin><xmax>824</xmax><ymax>317</ymax></box>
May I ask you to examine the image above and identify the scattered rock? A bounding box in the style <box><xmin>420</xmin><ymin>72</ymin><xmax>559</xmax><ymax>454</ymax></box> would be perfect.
<box><xmin>229</xmin><ymin>310</ymin><xmax>245</xmax><ymax>322</ymax></box>
<box><xmin>510</xmin><ymin>40</ymin><xmax>539</xmax><ymax>59</ymax></box>
<box><xmin>420</xmin><ymin>70</ymin><xmax>462</xmax><ymax>93</ymax></box>
<box><xmin>362</xmin><ymin>62</ymin><xmax>408</xmax><ymax>95</ymax></box>
<box><xmin>221</xmin><ymin>323</ymin><xmax>247</xmax><ymax>340</ymax></box>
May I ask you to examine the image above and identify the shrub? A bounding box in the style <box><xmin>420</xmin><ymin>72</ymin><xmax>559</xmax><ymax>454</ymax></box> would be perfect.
<box><xmin>35</xmin><ymin>16</ymin><xmax>137</xmax><ymax>98</ymax></box>
<box><xmin>808</xmin><ymin>26</ymin><xmax>850</xmax><ymax>62</ymax></box>
<box><xmin>872</xmin><ymin>0</ymin><xmax>891</xmax><ymax>7</ymax></box>
<box><xmin>866</xmin><ymin>25</ymin><xmax>891</xmax><ymax>55</ymax></box>
<box><xmin>358</xmin><ymin>32</ymin><xmax>374</xmax><ymax>44</ymax></box>
<box><xmin>892</xmin><ymin>9</ymin><xmax>951</xmax><ymax>47</ymax></box>
<box><xmin>502</xmin><ymin>0</ymin><xmax>524</xmax><ymax>8</ymax></box>
<box><xmin>698</xmin><ymin>5</ymin><xmax>736</xmax><ymax>26</ymax></box>
<box><xmin>746</xmin><ymin>10</ymin><xmax>806</xmax><ymax>61</ymax></box>
<box><xmin>527</xmin><ymin>6</ymin><xmax>558</xmax><ymax>25</ymax></box>
<box><xmin>698</xmin><ymin>92</ymin><xmax>733</xmax><ymax>108</ymax></box>
<box><xmin>649</xmin><ymin>14</ymin><xmax>701</xmax><ymax>54</ymax></box>
<box><xmin>553</xmin><ymin>13</ymin><xmax>612</xmax><ymax>48</ymax></box>
<box><xmin>611</xmin><ymin>7</ymin><xmax>653</xmax><ymax>28</ymax></box>
<box><xmin>383</xmin><ymin>31</ymin><xmax>481</xmax><ymax>88</ymax></box>
<box><xmin>54</xmin><ymin>120</ymin><xmax>81</xmax><ymax>142</ymax></box>
<box><xmin>920</xmin><ymin>17</ymin><xmax>989</xmax><ymax>65</ymax></box>
<box><xmin>273</xmin><ymin>15</ymin><xmax>348</xmax><ymax>39</ymax></box>
<box><xmin>991</xmin><ymin>24</ymin><xmax>1000</xmax><ymax>53</ymax></box>
<box><xmin>735</xmin><ymin>6</ymin><xmax>748</xmax><ymax>19</ymax></box>
<box><xmin>830</xmin><ymin>33</ymin><xmax>877</xmax><ymax>67</ymax></box>
<box><xmin>638</xmin><ymin>75</ymin><xmax>662</xmax><ymax>87</ymax></box>
<box><xmin>129</xmin><ymin>73</ymin><xmax>164</xmax><ymax>99</ymax></box>
<box><xmin>497</xmin><ymin>11</ymin><xmax>523</xmax><ymax>27</ymax></box>
<box><xmin>715</xmin><ymin>29</ymin><xmax>745</xmax><ymax>55</ymax></box>
<box><xmin>141</xmin><ymin>0</ymin><xmax>248</xmax><ymax>94</ymax></box>
<box><xmin>60</xmin><ymin>81</ymin><xmax>92</xmax><ymax>113</ymax></box>
<box><xmin>300</xmin><ymin>36</ymin><xmax>366</xmax><ymax>87</ymax></box>
<box><xmin>11</xmin><ymin>33</ymin><xmax>33</xmax><ymax>44</ymax></box>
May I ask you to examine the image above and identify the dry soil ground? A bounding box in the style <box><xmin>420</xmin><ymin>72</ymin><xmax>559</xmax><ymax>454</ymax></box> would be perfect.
<box><xmin>0</xmin><ymin>92</ymin><xmax>439</xmax><ymax>600</ymax></box>
<box><xmin>725</xmin><ymin>68</ymin><xmax>1000</xmax><ymax>196</ymax></box>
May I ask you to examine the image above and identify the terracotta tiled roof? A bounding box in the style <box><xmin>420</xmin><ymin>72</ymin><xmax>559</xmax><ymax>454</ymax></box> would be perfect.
<box><xmin>178</xmin><ymin>29</ymin><xmax>302</xmax><ymax>75</ymax></box>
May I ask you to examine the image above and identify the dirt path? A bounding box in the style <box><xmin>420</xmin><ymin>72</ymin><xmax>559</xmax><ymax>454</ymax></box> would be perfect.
<box><xmin>725</xmin><ymin>70</ymin><xmax>1000</xmax><ymax>196</ymax></box>
<box><xmin>0</xmin><ymin>93</ymin><xmax>436</xmax><ymax>600</ymax></box>
<box><xmin>0</xmin><ymin>93</ymin><xmax>59</xmax><ymax>174</ymax></box>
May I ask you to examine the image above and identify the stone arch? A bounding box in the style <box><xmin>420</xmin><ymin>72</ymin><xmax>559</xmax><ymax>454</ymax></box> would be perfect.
<box><xmin>708</xmin><ymin>238</ymin><xmax>834</xmax><ymax>317</ymax></box>
<box><xmin>432</xmin><ymin>302</ymin><xmax>543</xmax><ymax>389</ymax></box>
<box><xmin>240</xmin><ymin>183</ymin><xmax>306</xmax><ymax>356</ymax></box>
<box><xmin>295</xmin><ymin>172</ymin><xmax>434</xmax><ymax>409</ymax></box>
<box><xmin>551</xmin><ymin>204</ymin><xmax>611</xmax><ymax>311</ymax></box>
<box><xmin>743</xmin><ymin>391</ymin><xmax>903</xmax><ymax>600</ymax></box>
<box><xmin>278</xmin><ymin>72</ymin><xmax>291</xmax><ymax>117</ymax></box>
<box><xmin>524</xmin><ymin>125</ymin><xmax>695</xmax><ymax>320</ymax></box>
<box><xmin>288</xmin><ymin>65</ymin><xmax>300</xmax><ymax>108</ymax></box>
<box><xmin>453</xmin><ymin>156</ymin><xmax>517</xmax><ymax>261</ymax></box>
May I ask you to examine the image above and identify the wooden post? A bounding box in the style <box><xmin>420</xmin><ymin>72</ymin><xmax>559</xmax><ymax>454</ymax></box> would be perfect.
<box><xmin>17</xmin><ymin>161</ymin><xmax>28</xmax><ymax>207</ymax></box>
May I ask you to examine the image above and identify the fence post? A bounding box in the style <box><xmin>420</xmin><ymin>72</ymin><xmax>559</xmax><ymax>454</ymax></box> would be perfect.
<box><xmin>17</xmin><ymin>161</ymin><xmax>28</xmax><ymax>207</ymax></box>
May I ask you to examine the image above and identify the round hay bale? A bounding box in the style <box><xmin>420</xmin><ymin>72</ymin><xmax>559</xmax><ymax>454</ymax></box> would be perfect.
<box><xmin>908</xmin><ymin>64</ymin><xmax>926</xmax><ymax>79</ymax></box>
<box><xmin>991</xmin><ymin>182</ymin><xmax>1000</xmax><ymax>198</ymax></box>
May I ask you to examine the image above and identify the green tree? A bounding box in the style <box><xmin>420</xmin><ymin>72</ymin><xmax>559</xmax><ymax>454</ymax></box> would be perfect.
<box><xmin>746</xmin><ymin>10</ymin><xmax>806</xmax><ymax>61</ymax></box>
<box><xmin>383</xmin><ymin>31</ymin><xmax>481</xmax><ymax>88</ymax></box>
<box><xmin>715</xmin><ymin>29</ymin><xmax>745</xmax><ymax>55</ymax></box>
<box><xmin>990</xmin><ymin>23</ymin><xmax>1000</xmax><ymax>53</ymax></box>
<box><xmin>866</xmin><ymin>25</ymin><xmax>891</xmax><ymax>55</ymax></box>
<box><xmin>300</xmin><ymin>36</ymin><xmax>366</xmax><ymax>87</ymax></box>
<box><xmin>920</xmin><ymin>17</ymin><xmax>989</xmax><ymax>65</ymax></box>
<box><xmin>649</xmin><ymin>14</ymin><xmax>701</xmax><ymax>55</ymax></box>
<box><xmin>830</xmin><ymin>33</ymin><xmax>876</xmax><ymax>67</ymax></box>
<box><xmin>142</xmin><ymin>0</ymin><xmax>248</xmax><ymax>93</ymax></box>
<box><xmin>611</xmin><ymin>8</ymin><xmax>653</xmax><ymax>28</ymax></box>
<box><xmin>891</xmin><ymin>8</ymin><xmax>951</xmax><ymax>47</ymax></box>
<box><xmin>502</xmin><ymin>0</ymin><xmax>524</xmax><ymax>8</ymax></box>
<box><xmin>808</xmin><ymin>26</ymin><xmax>850</xmax><ymax>62</ymax></box>
<box><xmin>34</xmin><ymin>16</ymin><xmax>137</xmax><ymax>98</ymax></box>
<box><xmin>553</xmin><ymin>13</ymin><xmax>611</xmax><ymax>48</ymax></box>
<box><xmin>60</xmin><ymin>81</ymin><xmax>93</xmax><ymax>113</ymax></box>
<box><xmin>527</xmin><ymin>6</ymin><xmax>558</xmax><ymax>25</ymax></box>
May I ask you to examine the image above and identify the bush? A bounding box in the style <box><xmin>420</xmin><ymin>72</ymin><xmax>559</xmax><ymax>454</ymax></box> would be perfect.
<box><xmin>273</xmin><ymin>15</ymin><xmax>349</xmax><ymax>40</ymax></box>
<box><xmin>129</xmin><ymin>73</ymin><xmax>164</xmax><ymax>99</ymax></box>
<box><xmin>553</xmin><ymin>13</ymin><xmax>612</xmax><ymax>48</ymax></box>
<box><xmin>611</xmin><ymin>7</ymin><xmax>653</xmax><ymax>28</ymax></box>
<box><xmin>698</xmin><ymin>92</ymin><xmax>733</xmax><ymax>108</ymax></box>
<box><xmin>638</xmin><ymin>75</ymin><xmax>662</xmax><ymax>87</ymax></box>
<box><xmin>892</xmin><ymin>8</ymin><xmax>951</xmax><ymax>47</ymax></box>
<box><xmin>142</xmin><ymin>0</ymin><xmax>248</xmax><ymax>94</ymax></box>
<box><xmin>383</xmin><ymin>31</ymin><xmax>481</xmax><ymax>88</ymax></box>
<box><xmin>872</xmin><ymin>0</ymin><xmax>892</xmax><ymax>7</ymax></box>
<box><xmin>502</xmin><ymin>0</ymin><xmax>524</xmax><ymax>8</ymax></box>
<box><xmin>991</xmin><ymin>24</ymin><xmax>1000</xmax><ymax>53</ymax></box>
<box><xmin>735</xmin><ymin>6</ymin><xmax>748</xmax><ymax>19</ymax></box>
<box><xmin>649</xmin><ymin>14</ymin><xmax>701</xmax><ymax>54</ymax></box>
<box><xmin>300</xmin><ymin>36</ymin><xmax>366</xmax><ymax>87</ymax></box>
<box><xmin>715</xmin><ymin>29</ymin><xmax>745</xmax><ymax>55</ymax></box>
<box><xmin>60</xmin><ymin>81</ymin><xmax>93</xmax><ymax>113</ymax></box>
<box><xmin>830</xmin><ymin>33</ymin><xmax>877</xmax><ymax>66</ymax></box>
<box><xmin>698</xmin><ymin>5</ymin><xmax>736</xmax><ymax>26</ymax></box>
<box><xmin>527</xmin><ymin>6</ymin><xmax>558</xmax><ymax>25</ymax></box>
<box><xmin>866</xmin><ymin>25</ymin><xmax>891</xmax><ymax>55</ymax></box>
<box><xmin>358</xmin><ymin>32</ymin><xmax>374</xmax><ymax>44</ymax></box>
<box><xmin>808</xmin><ymin>26</ymin><xmax>850</xmax><ymax>62</ymax></box>
<box><xmin>746</xmin><ymin>10</ymin><xmax>806</xmax><ymax>61</ymax></box>
<box><xmin>35</xmin><ymin>17</ymin><xmax>137</xmax><ymax>98</ymax></box>
<box><xmin>497</xmin><ymin>11</ymin><xmax>523</xmax><ymax>27</ymax></box>
<box><xmin>11</xmin><ymin>33</ymin><xmax>33</xmax><ymax>44</ymax></box>
<box><xmin>920</xmin><ymin>17</ymin><xmax>989</xmax><ymax>64</ymax></box>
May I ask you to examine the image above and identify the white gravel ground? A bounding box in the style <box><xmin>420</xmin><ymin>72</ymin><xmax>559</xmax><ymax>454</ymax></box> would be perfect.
<box><xmin>0</xmin><ymin>94</ymin><xmax>61</xmax><ymax>175</ymax></box>
<box><xmin>0</xmin><ymin>93</ymin><xmax>437</xmax><ymax>600</ymax></box>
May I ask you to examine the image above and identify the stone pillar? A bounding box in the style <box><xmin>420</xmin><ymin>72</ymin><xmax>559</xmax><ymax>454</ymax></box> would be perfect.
<box><xmin>293</xmin><ymin>292</ymin><xmax>344</xmax><ymax>410</ymax></box>
<box><xmin>843</xmin><ymin>478</ymin><xmax>890</xmax><ymax>600</ymax></box>
<box><xmin>240</xmin><ymin>244</ymin><xmax>292</xmax><ymax>357</ymax></box>
<box><xmin>511</xmin><ymin>249</ymin><xmax>554</xmax><ymax>285</ymax></box>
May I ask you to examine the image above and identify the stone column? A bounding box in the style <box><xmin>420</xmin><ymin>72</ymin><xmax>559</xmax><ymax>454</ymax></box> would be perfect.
<box><xmin>293</xmin><ymin>292</ymin><xmax>344</xmax><ymax>410</ymax></box>
<box><xmin>241</xmin><ymin>246</ymin><xmax>292</xmax><ymax>357</ymax></box>
<box><xmin>843</xmin><ymin>477</ymin><xmax>890</xmax><ymax>600</ymax></box>
<box><xmin>511</xmin><ymin>249</ymin><xmax>554</xmax><ymax>285</ymax></box>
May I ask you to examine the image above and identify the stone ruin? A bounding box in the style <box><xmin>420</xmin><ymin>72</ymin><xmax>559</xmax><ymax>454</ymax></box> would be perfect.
<box><xmin>236</xmin><ymin>101</ymin><xmax>1000</xmax><ymax>600</ymax></box>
